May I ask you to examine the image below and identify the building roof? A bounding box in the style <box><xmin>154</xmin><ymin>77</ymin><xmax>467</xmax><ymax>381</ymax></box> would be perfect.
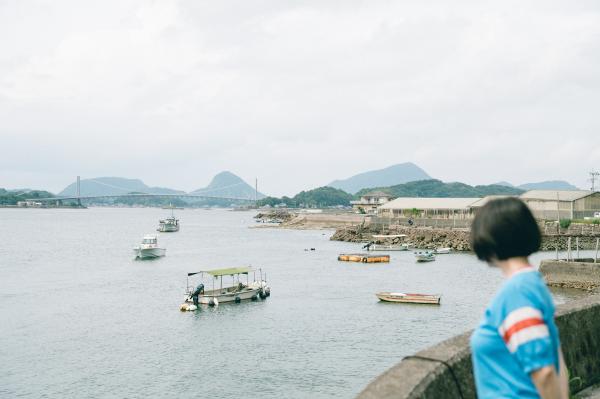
<box><xmin>361</xmin><ymin>191</ymin><xmax>393</xmax><ymax>198</ymax></box>
<box><xmin>469</xmin><ymin>195</ymin><xmax>513</xmax><ymax>208</ymax></box>
<box><xmin>520</xmin><ymin>190</ymin><xmax>594</xmax><ymax>202</ymax></box>
<box><xmin>378</xmin><ymin>197</ymin><xmax>481</xmax><ymax>211</ymax></box>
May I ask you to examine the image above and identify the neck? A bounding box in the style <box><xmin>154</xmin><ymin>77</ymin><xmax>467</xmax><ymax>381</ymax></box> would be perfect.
<box><xmin>494</xmin><ymin>257</ymin><xmax>531</xmax><ymax>278</ymax></box>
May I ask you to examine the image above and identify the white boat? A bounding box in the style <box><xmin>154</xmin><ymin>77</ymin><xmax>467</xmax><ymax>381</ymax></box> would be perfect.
<box><xmin>157</xmin><ymin>216</ymin><xmax>179</xmax><ymax>232</ymax></box>
<box><xmin>133</xmin><ymin>235</ymin><xmax>166</xmax><ymax>259</ymax></box>
<box><xmin>414</xmin><ymin>251</ymin><xmax>436</xmax><ymax>262</ymax></box>
<box><xmin>365</xmin><ymin>234</ymin><xmax>409</xmax><ymax>251</ymax></box>
<box><xmin>434</xmin><ymin>247</ymin><xmax>451</xmax><ymax>254</ymax></box>
<box><xmin>376</xmin><ymin>292</ymin><xmax>441</xmax><ymax>305</ymax></box>
<box><xmin>366</xmin><ymin>243</ymin><xmax>409</xmax><ymax>251</ymax></box>
<box><xmin>157</xmin><ymin>206</ymin><xmax>180</xmax><ymax>232</ymax></box>
<box><xmin>180</xmin><ymin>267</ymin><xmax>270</xmax><ymax>311</ymax></box>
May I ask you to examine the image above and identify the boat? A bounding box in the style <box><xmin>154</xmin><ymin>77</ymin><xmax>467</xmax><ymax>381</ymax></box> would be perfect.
<box><xmin>157</xmin><ymin>205</ymin><xmax>180</xmax><ymax>232</ymax></box>
<box><xmin>338</xmin><ymin>254</ymin><xmax>390</xmax><ymax>263</ymax></box>
<box><xmin>434</xmin><ymin>247</ymin><xmax>451</xmax><ymax>254</ymax></box>
<box><xmin>366</xmin><ymin>234</ymin><xmax>409</xmax><ymax>251</ymax></box>
<box><xmin>364</xmin><ymin>242</ymin><xmax>409</xmax><ymax>251</ymax></box>
<box><xmin>180</xmin><ymin>267</ymin><xmax>270</xmax><ymax>311</ymax></box>
<box><xmin>133</xmin><ymin>235</ymin><xmax>166</xmax><ymax>259</ymax></box>
<box><xmin>376</xmin><ymin>292</ymin><xmax>441</xmax><ymax>305</ymax></box>
<box><xmin>414</xmin><ymin>251</ymin><xmax>436</xmax><ymax>262</ymax></box>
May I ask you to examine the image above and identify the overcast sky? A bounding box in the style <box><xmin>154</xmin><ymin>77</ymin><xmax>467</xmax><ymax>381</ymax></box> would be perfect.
<box><xmin>1</xmin><ymin>0</ymin><xmax>599</xmax><ymax>196</ymax></box>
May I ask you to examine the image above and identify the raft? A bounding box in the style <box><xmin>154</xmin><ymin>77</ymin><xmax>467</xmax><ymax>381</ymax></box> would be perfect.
<box><xmin>338</xmin><ymin>253</ymin><xmax>390</xmax><ymax>263</ymax></box>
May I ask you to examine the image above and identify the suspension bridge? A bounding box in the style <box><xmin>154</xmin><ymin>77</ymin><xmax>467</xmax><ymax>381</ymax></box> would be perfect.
<box><xmin>26</xmin><ymin>176</ymin><xmax>260</xmax><ymax>204</ymax></box>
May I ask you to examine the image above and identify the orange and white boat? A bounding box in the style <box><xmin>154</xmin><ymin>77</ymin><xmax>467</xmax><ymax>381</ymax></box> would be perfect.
<box><xmin>376</xmin><ymin>292</ymin><xmax>441</xmax><ymax>305</ymax></box>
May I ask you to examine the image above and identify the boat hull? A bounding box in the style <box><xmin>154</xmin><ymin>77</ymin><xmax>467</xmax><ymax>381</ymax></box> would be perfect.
<box><xmin>376</xmin><ymin>292</ymin><xmax>441</xmax><ymax>305</ymax></box>
<box><xmin>157</xmin><ymin>225</ymin><xmax>179</xmax><ymax>232</ymax></box>
<box><xmin>199</xmin><ymin>288</ymin><xmax>261</xmax><ymax>304</ymax></box>
<box><xmin>368</xmin><ymin>244</ymin><xmax>408</xmax><ymax>251</ymax></box>
<box><xmin>134</xmin><ymin>247</ymin><xmax>166</xmax><ymax>259</ymax></box>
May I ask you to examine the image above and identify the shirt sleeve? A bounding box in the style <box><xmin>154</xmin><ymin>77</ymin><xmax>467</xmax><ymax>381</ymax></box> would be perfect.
<box><xmin>496</xmin><ymin>284</ymin><xmax>555</xmax><ymax>374</ymax></box>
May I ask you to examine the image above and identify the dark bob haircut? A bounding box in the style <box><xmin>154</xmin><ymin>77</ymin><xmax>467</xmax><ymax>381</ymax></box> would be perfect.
<box><xmin>470</xmin><ymin>197</ymin><xmax>541</xmax><ymax>262</ymax></box>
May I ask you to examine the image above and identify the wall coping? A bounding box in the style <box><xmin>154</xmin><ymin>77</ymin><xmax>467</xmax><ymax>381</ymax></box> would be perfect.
<box><xmin>357</xmin><ymin>294</ymin><xmax>600</xmax><ymax>399</ymax></box>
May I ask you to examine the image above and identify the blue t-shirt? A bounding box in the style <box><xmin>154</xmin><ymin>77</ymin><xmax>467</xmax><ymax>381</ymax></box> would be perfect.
<box><xmin>470</xmin><ymin>268</ymin><xmax>560</xmax><ymax>399</ymax></box>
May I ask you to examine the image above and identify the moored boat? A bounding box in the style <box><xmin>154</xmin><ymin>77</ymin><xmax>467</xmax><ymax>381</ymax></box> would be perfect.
<box><xmin>133</xmin><ymin>235</ymin><xmax>166</xmax><ymax>259</ymax></box>
<box><xmin>338</xmin><ymin>254</ymin><xmax>390</xmax><ymax>263</ymax></box>
<box><xmin>376</xmin><ymin>292</ymin><xmax>441</xmax><ymax>305</ymax></box>
<box><xmin>157</xmin><ymin>206</ymin><xmax>180</xmax><ymax>232</ymax></box>
<box><xmin>365</xmin><ymin>234</ymin><xmax>409</xmax><ymax>251</ymax></box>
<box><xmin>180</xmin><ymin>267</ymin><xmax>270</xmax><ymax>311</ymax></box>
<box><xmin>414</xmin><ymin>251</ymin><xmax>436</xmax><ymax>262</ymax></box>
<box><xmin>434</xmin><ymin>247</ymin><xmax>451</xmax><ymax>254</ymax></box>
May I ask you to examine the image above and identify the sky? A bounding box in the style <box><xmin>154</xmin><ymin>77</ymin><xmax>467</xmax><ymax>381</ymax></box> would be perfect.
<box><xmin>1</xmin><ymin>0</ymin><xmax>599</xmax><ymax>196</ymax></box>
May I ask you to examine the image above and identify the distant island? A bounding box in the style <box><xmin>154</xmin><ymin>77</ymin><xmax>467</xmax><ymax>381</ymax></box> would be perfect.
<box><xmin>0</xmin><ymin>163</ymin><xmax>581</xmax><ymax>208</ymax></box>
<box><xmin>328</xmin><ymin>162</ymin><xmax>431</xmax><ymax>194</ymax></box>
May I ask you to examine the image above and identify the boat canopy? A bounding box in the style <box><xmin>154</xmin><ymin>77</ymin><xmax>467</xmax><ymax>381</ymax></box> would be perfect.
<box><xmin>188</xmin><ymin>267</ymin><xmax>253</xmax><ymax>277</ymax></box>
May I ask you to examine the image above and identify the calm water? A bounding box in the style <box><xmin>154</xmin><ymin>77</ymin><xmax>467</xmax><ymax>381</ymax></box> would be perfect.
<box><xmin>0</xmin><ymin>208</ymin><xmax>588</xmax><ymax>398</ymax></box>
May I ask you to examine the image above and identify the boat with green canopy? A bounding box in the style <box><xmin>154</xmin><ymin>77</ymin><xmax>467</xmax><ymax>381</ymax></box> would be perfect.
<box><xmin>180</xmin><ymin>266</ymin><xmax>270</xmax><ymax>311</ymax></box>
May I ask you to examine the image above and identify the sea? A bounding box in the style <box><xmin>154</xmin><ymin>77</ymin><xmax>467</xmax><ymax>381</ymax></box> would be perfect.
<box><xmin>0</xmin><ymin>208</ymin><xmax>588</xmax><ymax>398</ymax></box>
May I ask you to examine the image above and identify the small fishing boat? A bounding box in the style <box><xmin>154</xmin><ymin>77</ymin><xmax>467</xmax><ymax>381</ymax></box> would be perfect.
<box><xmin>365</xmin><ymin>234</ymin><xmax>409</xmax><ymax>251</ymax></box>
<box><xmin>414</xmin><ymin>251</ymin><xmax>436</xmax><ymax>262</ymax></box>
<box><xmin>133</xmin><ymin>235</ymin><xmax>166</xmax><ymax>259</ymax></box>
<box><xmin>434</xmin><ymin>247</ymin><xmax>451</xmax><ymax>254</ymax></box>
<box><xmin>376</xmin><ymin>292</ymin><xmax>441</xmax><ymax>305</ymax></box>
<box><xmin>180</xmin><ymin>267</ymin><xmax>270</xmax><ymax>311</ymax></box>
<box><xmin>157</xmin><ymin>205</ymin><xmax>180</xmax><ymax>232</ymax></box>
<box><xmin>338</xmin><ymin>254</ymin><xmax>390</xmax><ymax>263</ymax></box>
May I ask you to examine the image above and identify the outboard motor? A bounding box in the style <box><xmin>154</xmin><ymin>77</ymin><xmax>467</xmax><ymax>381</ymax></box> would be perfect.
<box><xmin>363</xmin><ymin>241</ymin><xmax>374</xmax><ymax>250</ymax></box>
<box><xmin>191</xmin><ymin>283</ymin><xmax>204</xmax><ymax>306</ymax></box>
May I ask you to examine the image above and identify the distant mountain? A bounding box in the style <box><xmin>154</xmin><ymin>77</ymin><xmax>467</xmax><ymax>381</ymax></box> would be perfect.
<box><xmin>494</xmin><ymin>181</ymin><xmax>514</xmax><ymax>187</ymax></box>
<box><xmin>190</xmin><ymin>171</ymin><xmax>265</xmax><ymax>199</ymax></box>
<box><xmin>328</xmin><ymin>163</ymin><xmax>431</xmax><ymax>194</ymax></box>
<box><xmin>58</xmin><ymin>177</ymin><xmax>185</xmax><ymax>197</ymax></box>
<box><xmin>517</xmin><ymin>180</ymin><xmax>578</xmax><ymax>191</ymax></box>
<box><xmin>355</xmin><ymin>179</ymin><xmax>524</xmax><ymax>198</ymax></box>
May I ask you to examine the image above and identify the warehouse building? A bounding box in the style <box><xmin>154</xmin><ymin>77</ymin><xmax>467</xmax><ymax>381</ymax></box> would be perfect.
<box><xmin>519</xmin><ymin>190</ymin><xmax>600</xmax><ymax>220</ymax></box>
<box><xmin>377</xmin><ymin>197</ymin><xmax>480</xmax><ymax>219</ymax></box>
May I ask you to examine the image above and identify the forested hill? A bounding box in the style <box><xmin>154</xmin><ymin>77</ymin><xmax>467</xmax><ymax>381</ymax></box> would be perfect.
<box><xmin>0</xmin><ymin>189</ymin><xmax>54</xmax><ymax>205</ymax></box>
<box><xmin>257</xmin><ymin>186</ymin><xmax>352</xmax><ymax>208</ymax></box>
<box><xmin>355</xmin><ymin>179</ymin><xmax>524</xmax><ymax>198</ymax></box>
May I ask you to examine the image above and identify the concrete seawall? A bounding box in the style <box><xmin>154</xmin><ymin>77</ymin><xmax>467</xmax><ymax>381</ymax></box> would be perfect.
<box><xmin>357</xmin><ymin>294</ymin><xmax>600</xmax><ymax>399</ymax></box>
<box><xmin>540</xmin><ymin>259</ymin><xmax>600</xmax><ymax>291</ymax></box>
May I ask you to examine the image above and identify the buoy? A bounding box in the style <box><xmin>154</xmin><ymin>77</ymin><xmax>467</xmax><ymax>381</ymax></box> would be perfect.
<box><xmin>259</xmin><ymin>290</ymin><xmax>267</xmax><ymax>299</ymax></box>
<box><xmin>251</xmin><ymin>294</ymin><xmax>258</xmax><ymax>301</ymax></box>
<box><xmin>235</xmin><ymin>296</ymin><xmax>241</xmax><ymax>303</ymax></box>
<box><xmin>209</xmin><ymin>297</ymin><xmax>219</xmax><ymax>307</ymax></box>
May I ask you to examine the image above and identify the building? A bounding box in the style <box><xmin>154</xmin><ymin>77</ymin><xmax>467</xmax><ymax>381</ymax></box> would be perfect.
<box><xmin>351</xmin><ymin>191</ymin><xmax>394</xmax><ymax>214</ymax></box>
<box><xmin>16</xmin><ymin>200</ymin><xmax>43</xmax><ymax>208</ymax></box>
<box><xmin>377</xmin><ymin>197</ymin><xmax>481</xmax><ymax>219</ymax></box>
<box><xmin>519</xmin><ymin>190</ymin><xmax>600</xmax><ymax>220</ymax></box>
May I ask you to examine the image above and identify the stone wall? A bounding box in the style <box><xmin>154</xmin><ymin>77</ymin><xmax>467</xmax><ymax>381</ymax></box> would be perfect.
<box><xmin>356</xmin><ymin>295</ymin><xmax>600</xmax><ymax>399</ymax></box>
<box><xmin>331</xmin><ymin>224</ymin><xmax>600</xmax><ymax>252</ymax></box>
<box><xmin>540</xmin><ymin>259</ymin><xmax>600</xmax><ymax>291</ymax></box>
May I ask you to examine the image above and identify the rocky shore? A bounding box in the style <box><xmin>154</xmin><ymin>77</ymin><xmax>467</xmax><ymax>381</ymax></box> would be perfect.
<box><xmin>330</xmin><ymin>224</ymin><xmax>600</xmax><ymax>252</ymax></box>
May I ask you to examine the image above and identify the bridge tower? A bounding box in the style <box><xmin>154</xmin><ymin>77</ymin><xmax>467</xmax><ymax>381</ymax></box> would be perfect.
<box><xmin>77</xmin><ymin>176</ymin><xmax>81</xmax><ymax>207</ymax></box>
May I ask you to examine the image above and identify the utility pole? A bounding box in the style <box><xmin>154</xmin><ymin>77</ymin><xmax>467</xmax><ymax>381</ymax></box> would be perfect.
<box><xmin>590</xmin><ymin>171</ymin><xmax>600</xmax><ymax>191</ymax></box>
<box><xmin>255</xmin><ymin>178</ymin><xmax>258</xmax><ymax>206</ymax></box>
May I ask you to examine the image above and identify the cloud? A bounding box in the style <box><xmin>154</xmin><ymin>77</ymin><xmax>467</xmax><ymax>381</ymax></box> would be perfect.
<box><xmin>0</xmin><ymin>0</ymin><xmax>599</xmax><ymax>195</ymax></box>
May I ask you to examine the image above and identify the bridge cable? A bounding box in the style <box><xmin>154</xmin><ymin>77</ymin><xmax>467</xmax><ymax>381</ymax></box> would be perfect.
<box><xmin>403</xmin><ymin>355</ymin><xmax>465</xmax><ymax>399</ymax></box>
